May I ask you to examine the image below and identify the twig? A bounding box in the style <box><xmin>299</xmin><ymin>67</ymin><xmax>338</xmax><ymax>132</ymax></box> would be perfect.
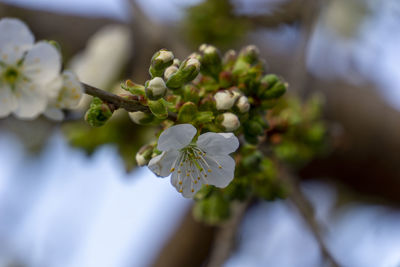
<box><xmin>279</xmin><ymin>167</ymin><xmax>341</xmax><ymax>267</ymax></box>
<box><xmin>82</xmin><ymin>82</ymin><xmax>149</xmax><ymax>112</ymax></box>
<box><xmin>206</xmin><ymin>200</ymin><xmax>251</xmax><ymax>267</ymax></box>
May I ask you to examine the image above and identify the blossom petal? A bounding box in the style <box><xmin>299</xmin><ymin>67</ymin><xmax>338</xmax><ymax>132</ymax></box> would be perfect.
<box><xmin>0</xmin><ymin>18</ymin><xmax>34</xmax><ymax>64</ymax></box>
<box><xmin>197</xmin><ymin>132</ymin><xmax>239</xmax><ymax>155</ymax></box>
<box><xmin>22</xmin><ymin>41</ymin><xmax>61</xmax><ymax>84</ymax></box>
<box><xmin>0</xmin><ymin>84</ymin><xmax>17</xmax><ymax>118</ymax></box>
<box><xmin>204</xmin><ymin>155</ymin><xmax>235</xmax><ymax>188</ymax></box>
<box><xmin>58</xmin><ymin>71</ymin><xmax>83</xmax><ymax>108</ymax></box>
<box><xmin>13</xmin><ymin>81</ymin><xmax>47</xmax><ymax>119</ymax></box>
<box><xmin>157</xmin><ymin>124</ymin><xmax>197</xmax><ymax>151</ymax></box>
<box><xmin>43</xmin><ymin>107</ymin><xmax>64</xmax><ymax>121</ymax></box>
<box><xmin>148</xmin><ymin>150</ymin><xmax>179</xmax><ymax>177</ymax></box>
<box><xmin>171</xmin><ymin>163</ymin><xmax>203</xmax><ymax>198</ymax></box>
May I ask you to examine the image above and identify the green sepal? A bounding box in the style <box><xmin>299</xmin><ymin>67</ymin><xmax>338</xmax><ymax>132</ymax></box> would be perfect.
<box><xmin>149</xmin><ymin>49</ymin><xmax>174</xmax><ymax>78</ymax></box>
<box><xmin>148</xmin><ymin>99</ymin><xmax>168</xmax><ymax>119</ymax></box>
<box><xmin>195</xmin><ymin>111</ymin><xmax>214</xmax><ymax>124</ymax></box>
<box><xmin>177</xmin><ymin>102</ymin><xmax>197</xmax><ymax>123</ymax></box>
<box><xmin>121</xmin><ymin>80</ymin><xmax>145</xmax><ymax>96</ymax></box>
<box><xmin>85</xmin><ymin>97</ymin><xmax>114</xmax><ymax>127</ymax></box>
<box><xmin>261</xmin><ymin>82</ymin><xmax>287</xmax><ymax>100</ymax></box>
<box><xmin>200</xmin><ymin>47</ymin><xmax>222</xmax><ymax>80</ymax></box>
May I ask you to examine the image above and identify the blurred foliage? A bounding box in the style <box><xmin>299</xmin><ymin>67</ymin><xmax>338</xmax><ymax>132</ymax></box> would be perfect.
<box><xmin>62</xmin><ymin>112</ymin><xmax>151</xmax><ymax>172</ymax></box>
<box><xmin>193</xmin><ymin>94</ymin><xmax>329</xmax><ymax>225</ymax></box>
<box><xmin>182</xmin><ymin>0</ymin><xmax>249</xmax><ymax>49</ymax></box>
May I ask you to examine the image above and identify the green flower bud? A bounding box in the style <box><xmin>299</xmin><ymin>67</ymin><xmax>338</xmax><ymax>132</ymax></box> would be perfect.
<box><xmin>243</xmin><ymin>120</ymin><xmax>264</xmax><ymax>136</ymax></box>
<box><xmin>216</xmin><ymin>112</ymin><xmax>240</xmax><ymax>131</ymax></box>
<box><xmin>239</xmin><ymin>45</ymin><xmax>260</xmax><ymax>65</ymax></box>
<box><xmin>149</xmin><ymin>49</ymin><xmax>174</xmax><ymax>78</ymax></box>
<box><xmin>136</xmin><ymin>144</ymin><xmax>154</xmax><ymax>166</ymax></box>
<box><xmin>177</xmin><ymin>101</ymin><xmax>197</xmax><ymax>123</ymax></box>
<box><xmin>232</xmin><ymin>59</ymin><xmax>250</xmax><ymax>77</ymax></box>
<box><xmin>85</xmin><ymin>97</ymin><xmax>114</xmax><ymax>127</ymax></box>
<box><xmin>145</xmin><ymin>77</ymin><xmax>167</xmax><ymax>100</ymax></box>
<box><xmin>129</xmin><ymin>111</ymin><xmax>155</xmax><ymax>125</ymax></box>
<box><xmin>261</xmin><ymin>81</ymin><xmax>287</xmax><ymax>100</ymax></box>
<box><xmin>222</xmin><ymin>49</ymin><xmax>237</xmax><ymax>68</ymax></box>
<box><xmin>121</xmin><ymin>79</ymin><xmax>145</xmax><ymax>96</ymax></box>
<box><xmin>148</xmin><ymin>99</ymin><xmax>168</xmax><ymax>119</ymax></box>
<box><xmin>199</xmin><ymin>44</ymin><xmax>222</xmax><ymax>79</ymax></box>
<box><xmin>166</xmin><ymin>57</ymin><xmax>201</xmax><ymax>90</ymax></box>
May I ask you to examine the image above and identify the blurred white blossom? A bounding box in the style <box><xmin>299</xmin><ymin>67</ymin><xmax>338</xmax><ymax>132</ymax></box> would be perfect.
<box><xmin>0</xmin><ymin>18</ymin><xmax>61</xmax><ymax>119</ymax></box>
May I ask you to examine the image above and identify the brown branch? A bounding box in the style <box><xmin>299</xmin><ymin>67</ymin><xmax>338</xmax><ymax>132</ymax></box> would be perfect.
<box><xmin>82</xmin><ymin>83</ymin><xmax>150</xmax><ymax>112</ymax></box>
<box><xmin>279</xmin><ymin>167</ymin><xmax>341</xmax><ymax>267</ymax></box>
<box><xmin>206</xmin><ymin>200</ymin><xmax>251</xmax><ymax>267</ymax></box>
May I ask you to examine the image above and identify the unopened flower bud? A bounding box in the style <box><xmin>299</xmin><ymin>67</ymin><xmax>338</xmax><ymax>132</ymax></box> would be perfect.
<box><xmin>239</xmin><ymin>45</ymin><xmax>260</xmax><ymax>65</ymax></box>
<box><xmin>199</xmin><ymin>44</ymin><xmax>222</xmax><ymax>79</ymax></box>
<box><xmin>261</xmin><ymin>81</ymin><xmax>287</xmax><ymax>100</ymax></box>
<box><xmin>173</xmin><ymin>58</ymin><xmax>180</xmax><ymax>67</ymax></box>
<box><xmin>189</xmin><ymin>52</ymin><xmax>202</xmax><ymax>61</ymax></box>
<box><xmin>222</xmin><ymin>49</ymin><xmax>237</xmax><ymax>67</ymax></box>
<box><xmin>166</xmin><ymin>57</ymin><xmax>201</xmax><ymax>89</ymax></box>
<box><xmin>149</xmin><ymin>49</ymin><xmax>174</xmax><ymax>78</ymax></box>
<box><xmin>136</xmin><ymin>145</ymin><xmax>154</xmax><ymax>166</ymax></box>
<box><xmin>145</xmin><ymin>77</ymin><xmax>167</xmax><ymax>100</ymax></box>
<box><xmin>214</xmin><ymin>90</ymin><xmax>240</xmax><ymax>110</ymax></box>
<box><xmin>129</xmin><ymin>111</ymin><xmax>155</xmax><ymax>125</ymax></box>
<box><xmin>148</xmin><ymin>99</ymin><xmax>168</xmax><ymax>119</ymax></box>
<box><xmin>218</xmin><ymin>112</ymin><xmax>240</xmax><ymax>131</ymax></box>
<box><xmin>236</xmin><ymin>95</ymin><xmax>250</xmax><ymax>113</ymax></box>
<box><xmin>156</xmin><ymin>50</ymin><xmax>174</xmax><ymax>62</ymax></box>
<box><xmin>85</xmin><ymin>97</ymin><xmax>114</xmax><ymax>127</ymax></box>
<box><xmin>164</xmin><ymin>65</ymin><xmax>178</xmax><ymax>80</ymax></box>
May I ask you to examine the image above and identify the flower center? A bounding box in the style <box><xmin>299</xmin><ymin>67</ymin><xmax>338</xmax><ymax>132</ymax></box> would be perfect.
<box><xmin>169</xmin><ymin>144</ymin><xmax>222</xmax><ymax>194</ymax></box>
<box><xmin>2</xmin><ymin>66</ymin><xmax>20</xmax><ymax>86</ymax></box>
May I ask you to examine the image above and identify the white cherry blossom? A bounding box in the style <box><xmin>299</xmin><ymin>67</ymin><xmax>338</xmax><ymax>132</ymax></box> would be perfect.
<box><xmin>0</xmin><ymin>18</ymin><xmax>62</xmax><ymax>119</ymax></box>
<box><xmin>44</xmin><ymin>71</ymin><xmax>83</xmax><ymax>121</ymax></box>
<box><xmin>148</xmin><ymin>124</ymin><xmax>239</xmax><ymax>198</ymax></box>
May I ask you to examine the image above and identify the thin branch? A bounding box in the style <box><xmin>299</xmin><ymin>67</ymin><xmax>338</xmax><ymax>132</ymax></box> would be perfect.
<box><xmin>279</xmin><ymin>167</ymin><xmax>341</xmax><ymax>267</ymax></box>
<box><xmin>82</xmin><ymin>82</ymin><xmax>149</xmax><ymax>112</ymax></box>
<box><xmin>206</xmin><ymin>200</ymin><xmax>251</xmax><ymax>267</ymax></box>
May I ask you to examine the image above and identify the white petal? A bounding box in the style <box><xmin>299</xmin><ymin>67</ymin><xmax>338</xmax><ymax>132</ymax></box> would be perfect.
<box><xmin>157</xmin><ymin>124</ymin><xmax>197</xmax><ymax>151</ymax></box>
<box><xmin>22</xmin><ymin>41</ymin><xmax>61</xmax><ymax>84</ymax></box>
<box><xmin>148</xmin><ymin>150</ymin><xmax>179</xmax><ymax>177</ymax></box>
<box><xmin>0</xmin><ymin>18</ymin><xmax>34</xmax><ymax>64</ymax></box>
<box><xmin>57</xmin><ymin>71</ymin><xmax>83</xmax><ymax>109</ymax></box>
<box><xmin>43</xmin><ymin>107</ymin><xmax>64</xmax><ymax>121</ymax></box>
<box><xmin>171</xmin><ymin>162</ymin><xmax>202</xmax><ymax>198</ymax></box>
<box><xmin>204</xmin><ymin>155</ymin><xmax>235</xmax><ymax>188</ymax></box>
<box><xmin>197</xmin><ymin>132</ymin><xmax>239</xmax><ymax>155</ymax></box>
<box><xmin>0</xmin><ymin>84</ymin><xmax>17</xmax><ymax>117</ymax></box>
<box><xmin>46</xmin><ymin>75</ymin><xmax>63</xmax><ymax>101</ymax></box>
<box><xmin>13</xmin><ymin>81</ymin><xmax>47</xmax><ymax>119</ymax></box>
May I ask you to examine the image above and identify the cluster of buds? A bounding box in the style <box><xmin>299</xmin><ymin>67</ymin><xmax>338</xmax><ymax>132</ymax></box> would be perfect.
<box><xmin>115</xmin><ymin>45</ymin><xmax>288</xmax><ymax>165</ymax></box>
